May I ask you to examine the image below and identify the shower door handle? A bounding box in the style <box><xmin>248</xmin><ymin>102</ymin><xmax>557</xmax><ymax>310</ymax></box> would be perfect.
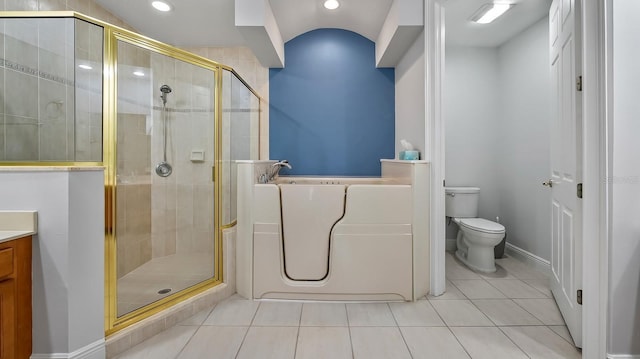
<box><xmin>542</xmin><ymin>180</ymin><xmax>553</xmax><ymax>188</ymax></box>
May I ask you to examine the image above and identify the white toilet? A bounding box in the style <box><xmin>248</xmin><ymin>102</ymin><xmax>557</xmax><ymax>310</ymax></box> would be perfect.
<box><xmin>445</xmin><ymin>187</ymin><xmax>506</xmax><ymax>273</ymax></box>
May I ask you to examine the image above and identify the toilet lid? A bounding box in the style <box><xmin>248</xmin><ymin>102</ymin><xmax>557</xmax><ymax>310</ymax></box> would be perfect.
<box><xmin>458</xmin><ymin>218</ymin><xmax>505</xmax><ymax>234</ymax></box>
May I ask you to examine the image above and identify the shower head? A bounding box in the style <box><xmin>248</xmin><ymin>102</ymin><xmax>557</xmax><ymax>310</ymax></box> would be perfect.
<box><xmin>160</xmin><ymin>84</ymin><xmax>172</xmax><ymax>104</ymax></box>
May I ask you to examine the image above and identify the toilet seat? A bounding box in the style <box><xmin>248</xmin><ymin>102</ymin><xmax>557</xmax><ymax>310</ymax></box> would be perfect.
<box><xmin>457</xmin><ymin>218</ymin><xmax>505</xmax><ymax>234</ymax></box>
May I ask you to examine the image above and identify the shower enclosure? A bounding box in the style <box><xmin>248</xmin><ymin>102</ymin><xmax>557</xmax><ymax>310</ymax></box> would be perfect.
<box><xmin>107</xmin><ymin>25</ymin><xmax>261</xmax><ymax>332</ymax></box>
<box><xmin>113</xmin><ymin>38</ymin><xmax>219</xmax><ymax>319</ymax></box>
<box><xmin>0</xmin><ymin>12</ymin><xmax>261</xmax><ymax>334</ymax></box>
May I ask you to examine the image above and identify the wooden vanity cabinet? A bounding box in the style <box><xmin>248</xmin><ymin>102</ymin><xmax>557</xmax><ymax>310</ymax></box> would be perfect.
<box><xmin>0</xmin><ymin>236</ymin><xmax>32</xmax><ymax>359</ymax></box>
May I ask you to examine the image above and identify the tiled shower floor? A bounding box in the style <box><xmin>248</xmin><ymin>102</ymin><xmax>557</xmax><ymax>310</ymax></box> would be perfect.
<box><xmin>117</xmin><ymin>253</ymin><xmax>215</xmax><ymax>316</ymax></box>
<box><xmin>113</xmin><ymin>252</ymin><xmax>581</xmax><ymax>358</ymax></box>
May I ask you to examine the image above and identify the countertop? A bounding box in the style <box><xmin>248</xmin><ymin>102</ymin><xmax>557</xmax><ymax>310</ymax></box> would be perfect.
<box><xmin>0</xmin><ymin>230</ymin><xmax>36</xmax><ymax>244</ymax></box>
<box><xmin>0</xmin><ymin>211</ymin><xmax>37</xmax><ymax>244</ymax></box>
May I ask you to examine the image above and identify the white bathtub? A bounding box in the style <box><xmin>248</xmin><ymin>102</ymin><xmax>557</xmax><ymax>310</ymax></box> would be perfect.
<box><xmin>236</xmin><ymin>160</ymin><xmax>430</xmax><ymax>301</ymax></box>
<box><xmin>271</xmin><ymin>176</ymin><xmax>404</xmax><ymax>185</ymax></box>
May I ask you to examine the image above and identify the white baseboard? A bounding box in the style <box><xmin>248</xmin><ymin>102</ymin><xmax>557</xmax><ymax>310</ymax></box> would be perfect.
<box><xmin>504</xmin><ymin>242</ymin><xmax>551</xmax><ymax>274</ymax></box>
<box><xmin>31</xmin><ymin>339</ymin><xmax>105</xmax><ymax>359</ymax></box>
<box><xmin>607</xmin><ymin>355</ymin><xmax>640</xmax><ymax>359</ymax></box>
<box><xmin>445</xmin><ymin>238</ymin><xmax>457</xmax><ymax>251</ymax></box>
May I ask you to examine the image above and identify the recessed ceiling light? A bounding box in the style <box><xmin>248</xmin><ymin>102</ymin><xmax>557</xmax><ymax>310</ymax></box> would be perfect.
<box><xmin>78</xmin><ymin>64</ymin><xmax>92</xmax><ymax>70</ymax></box>
<box><xmin>133</xmin><ymin>71</ymin><xmax>145</xmax><ymax>77</ymax></box>
<box><xmin>470</xmin><ymin>3</ymin><xmax>513</xmax><ymax>24</ymax></box>
<box><xmin>151</xmin><ymin>1</ymin><xmax>172</xmax><ymax>12</ymax></box>
<box><xmin>324</xmin><ymin>0</ymin><xmax>340</xmax><ymax>10</ymax></box>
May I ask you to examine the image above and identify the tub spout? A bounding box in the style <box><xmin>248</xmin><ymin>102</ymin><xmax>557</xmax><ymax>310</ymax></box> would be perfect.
<box><xmin>267</xmin><ymin>160</ymin><xmax>291</xmax><ymax>181</ymax></box>
<box><xmin>273</xmin><ymin>160</ymin><xmax>292</xmax><ymax>170</ymax></box>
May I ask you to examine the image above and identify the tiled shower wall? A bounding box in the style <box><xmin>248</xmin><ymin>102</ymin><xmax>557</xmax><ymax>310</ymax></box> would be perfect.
<box><xmin>181</xmin><ymin>47</ymin><xmax>269</xmax><ymax>159</ymax></box>
<box><xmin>116</xmin><ymin>114</ymin><xmax>152</xmax><ymax>278</ymax></box>
<box><xmin>115</xmin><ymin>40</ymin><xmax>217</xmax><ymax>278</ymax></box>
<box><xmin>1</xmin><ymin>0</ymin><xmax>135</xmax><ymax>31</ymax></box>
<box><xmin>114</xmin><ymin>39</ymin><xmax>153</xmax><ymax>279</ymax></box>
<box><xmin>0</xmin><ymin>17</ymin><xmax>102</xmax><ymax>161</ymax></box>
<box><xmin>1</xmin><ymin>0</ymin><xmax>133</xmax><ymax>162</ymax></box>
<box><xmin>182</xmin><ymin>47</ymin><xmax>266</xmax><ymax>225</ymax></box>
<box><xmin>149</xmin><ymin>52</ymin><xmax>216</xmax><ymax>259</ymax></box>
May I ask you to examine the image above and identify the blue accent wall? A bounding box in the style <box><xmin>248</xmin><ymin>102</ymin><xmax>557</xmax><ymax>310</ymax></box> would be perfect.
<box><xmin>269</xmin><ymin>29</ymin><xmax>395</xmax><ymax>176</ymax></box>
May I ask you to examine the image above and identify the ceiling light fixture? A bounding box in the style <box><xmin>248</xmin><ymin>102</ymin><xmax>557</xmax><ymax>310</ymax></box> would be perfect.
<box><xmin>324</xmin><ymin>0</ymin><xmax>340</xmax><ymax>10</ymax></box>
<box><xmin>133</xmin><ymin>71</ymin><xmax>145</xmax><ymax>77</ymax></box>
<box><xmin>151</xmin><ymin>0</ymin><xmax>172</xmax><ymax>12</ymax></box>
<box><xmin>78</xmin><ymin>64</ymin><xmax>92</xmax><ymax>70</ymax></box>
<box><xmin>470</xmin><ymin>3</ymin><xmax>513</xmax><ymax>24</ymax></box>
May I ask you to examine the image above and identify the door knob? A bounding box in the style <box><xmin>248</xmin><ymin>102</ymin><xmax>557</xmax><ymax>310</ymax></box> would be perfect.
<box><xmin>542</xmin><ymin>180</ymin><xmax>553</xmax><ymax>187</ymax></box>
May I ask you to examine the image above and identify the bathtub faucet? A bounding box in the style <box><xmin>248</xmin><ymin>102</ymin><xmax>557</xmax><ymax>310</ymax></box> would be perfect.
<box><xmin>273</xmin><ymin>160</ymin><xmax>292</xmax><ymax>170</ymax></box>
<box><xmin>265</xmin><ymin>160</ymin><xmax>291</xmax><ymax>182</ymax></box>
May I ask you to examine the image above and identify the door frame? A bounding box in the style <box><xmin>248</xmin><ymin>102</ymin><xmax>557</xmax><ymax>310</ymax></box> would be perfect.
<box><xmin>425</xmin><ymin>0</ymin><xmax>446</xmax><ymax>297</ymax></box>
<box><xmin>580</xmin><ymin>0</ymin><xmax>610</xmax><ymax>358</ymax></box>
<box><xmin>426</xmin><ymin>0</ymin><xmax>610</xmax><ymax>356</ymax></box>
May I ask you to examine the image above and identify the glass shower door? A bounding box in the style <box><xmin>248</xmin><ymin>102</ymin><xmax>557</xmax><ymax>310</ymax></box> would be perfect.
<box><xmin>114</xmin><ymin>39</ymin><xmax>217</xmax><ymax>317</ymax></box>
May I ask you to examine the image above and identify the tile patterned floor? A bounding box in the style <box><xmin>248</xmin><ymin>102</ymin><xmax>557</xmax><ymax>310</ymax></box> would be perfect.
<box><xmin>113</xmin><ymin>252</ymin><xmax>582</xmax><ymax>358</ymax></box>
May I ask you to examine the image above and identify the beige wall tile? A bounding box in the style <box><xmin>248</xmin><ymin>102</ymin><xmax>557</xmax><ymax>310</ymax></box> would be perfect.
<box><xmin>5</xmin><ymin>0</ymin><xmax>38</xmax><ymax>10</ymax></box>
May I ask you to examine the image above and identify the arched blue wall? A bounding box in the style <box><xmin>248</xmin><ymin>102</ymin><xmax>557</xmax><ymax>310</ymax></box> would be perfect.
<box><xmin>269</xmin><ymin>29</ymin><xmax>395</xmax><ymax>176</ymax></box>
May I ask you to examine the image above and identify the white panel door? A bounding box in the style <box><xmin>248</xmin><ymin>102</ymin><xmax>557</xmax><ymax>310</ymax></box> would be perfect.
<box><xmin>548</xmin><ymin>0</ymin><xmax>582</xmax><ymax>348</ymax></box>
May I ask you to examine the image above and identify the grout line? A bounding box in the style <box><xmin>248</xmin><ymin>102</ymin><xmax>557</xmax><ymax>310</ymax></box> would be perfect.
<box><xmin>486</xmin><ymin>277</ymin><xmax>551</xmax><ymax>299</ymax></box>
<box><xmin>521</xmin><ymin>278</ymin><xmax>554</xmax><ymax>298</ymax></box>
<box><xmin>466</xmin><ymin>297</ymin><xmax>498</xmax><ymax>327</ymax></box>
<box><xmin>233</xmin><ymin>327</ymin><xmax>251</xmax><ymax>359</ymax></box>
<box><xmin>249</xmin><ymin>301</ymin><xmax>261</xmax><ymax>326</ymax></box>
<box><xmin>447</xmin><ymin>326</ymin><xmax>476</xmax><ymax>359</ymax></box>
<box><xmin>292</xmin><ymin>326</ymin><xmax>301</xmax><ymax>358</ymax></box>
<box><xmin>496</xmin><ymin>326</ymin><xmax>532</xmax><ymax>358</ymax></box>
<box><xmin>233</xmin><ymin>301</ymin><xmax>261</xmax><ymax>359</ymax></box>
<box><xmin>446</xmin><ymin>279</ymin><xmax>465</xmax><ymax>294</ymax></box>
<box><xmin>388</xmin><ymin>303</ymin><xmax>415</xmax><ymax>359</ymax></box>
<box><xmin>546</xmin><ymin>325</ymin><xmax>576</xmax><ymax>345</ymax></box>
<box><xmin>292</xmin><ymin>303</ymin><xmax>303</xmax><ymax>358</ymax></box>
<box><xmin>387</xmin><ymin>302</ymin><xmax>400</xmax><ymax>327</ymax></box>
<box><xmin>510</xmin><ymin>298</ymin><xmax>552</xmax><ymax>325</ymax></box>
<box><xmin>345</xmin><ymin>303</ymin><xmax>355</xmax><ymax>359</ymax></box>
<box><xmin>169</xmin><ymin>325</ymin><xmax>200</xmax><ymax>359</ymax></box>
<box><xmin>201</xmin><ymin>304</ymin><xmax>217</xmax><ymax>323</ymax></box>
<box><xmin>426</xmin><ymin>298</ymin><xmax>449</xmax><ymax>327</ymax></box>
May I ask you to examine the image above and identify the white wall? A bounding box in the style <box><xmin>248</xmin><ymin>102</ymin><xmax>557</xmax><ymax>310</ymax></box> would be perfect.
<box><xmin>608</xmin><ymin>0</ymin><xmax>640</xmax><ymax>355</ymax></box>
<box><xmin>395</xmin><ymin>30</ymin><xmax>426</xmax><ymax>157</ymax></box>
<box><xmin>496</xmin><ymin>17</ymin><xmax>551</xmax><ymax>259</ymax></box>
<box><xmin>444</xmin><ymin>46</ymin><xmax>501</xmax><ymax>224</ymax></box>
<box><xmin>0</xmin><ymin>169</ymin><xmax>105</xmax><ymax>358</ymax></box>
<box><xmin>444</xmin><ymin>17</ymin><xmax>551</xmax><ymax>260</ymax></box>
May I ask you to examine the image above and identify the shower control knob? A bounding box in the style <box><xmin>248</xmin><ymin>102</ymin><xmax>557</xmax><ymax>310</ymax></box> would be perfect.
<box><xmin>542</xmin><ymin>180</ymin><xmax>553</xmax><ymax>187</ymax></box>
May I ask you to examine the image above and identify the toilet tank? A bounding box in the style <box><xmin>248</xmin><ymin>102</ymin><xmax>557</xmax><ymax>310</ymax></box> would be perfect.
<box><xmin>445</xmin><ymin>187</ymin><xmax>480</xmax><ymax>218</ymax></box>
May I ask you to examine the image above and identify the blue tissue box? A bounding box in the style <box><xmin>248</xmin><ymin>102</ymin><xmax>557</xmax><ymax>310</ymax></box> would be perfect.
<box><xmin>400</xmin><ymin>150</ymin><xmax>420</xmax><ymax>160</ymax></box>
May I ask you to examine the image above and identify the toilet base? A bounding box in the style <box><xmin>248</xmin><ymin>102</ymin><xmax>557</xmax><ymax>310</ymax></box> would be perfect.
<box><xmin>455</xmin><ymin>247</ymin><xmax>497</xmax><ymax>273</ymax></box>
